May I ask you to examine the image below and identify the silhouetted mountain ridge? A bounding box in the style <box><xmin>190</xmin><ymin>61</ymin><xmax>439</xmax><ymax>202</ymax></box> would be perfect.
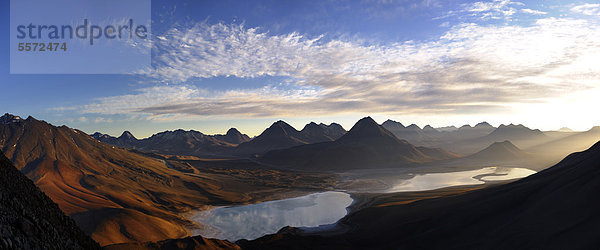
<box><xmin>236</xmin><ymin>120</ymin><xmax>346</xmax><ymax>155</ymax></box>
<box><xmin>260</xmin><ymin>117</ymin><xmax>457</xmax><ymax>170</ymax></box>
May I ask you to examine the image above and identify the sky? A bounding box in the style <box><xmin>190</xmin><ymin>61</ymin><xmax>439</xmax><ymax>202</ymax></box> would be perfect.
<box><xmin>1</xmin><ymin>0</ymin><xmax>600</xmax><ymax>138</ymax></box>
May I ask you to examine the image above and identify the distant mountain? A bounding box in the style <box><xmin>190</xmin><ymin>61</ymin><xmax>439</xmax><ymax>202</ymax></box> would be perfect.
<box><xmin>0</xmin><ymin>113</ymin><xmax>23</xmax><ymax>124</ymax></box>
<box><xmin>484</xmin><ymin>124</ymin><xmax>545</xmax><ymax>141</ymax></box>
<box><xmin>118</xmin><ymin>131</ymin><xmax>138</xmax><ymax>144</ymax></box>
<box><xmin>382</xmin><ymin>120</ymin><xmax>496</xmax><ymax>146</ymax></box>
<box><xmin>92</xmin><ymin>128</ymin><xmax>247</xmax><ymax>156</ymax></box>
<box><xmin>91</xmin><ymin>131</ymin><xmax>139</xmax><ymax>148</ymax></box>
<box><xmin>381</xmin><ymin>120</ymin><xmax>428</xmax><ymax>142</ymax></box>
<box><xmin>299</xmin><ymin>122</ymin><xmax>346</xmax><ymax>143</ymax></box>
<box><xmin>0</xmin><ymin>115</ymin><xmax>245</xmax><ymax>245</ymax></box>
<box><xmin>0</xmin><ymin>150</ymin><xmax>99</xmax><ymax>249</ymax></box>
<box><xmin>244</xmin><ymin>140</ymin><xmax>600</xmax><ymax>249</ymax></box>
<box><xmin>236</xmin><ymin>121</ymin><xmax>346</xmax><ymax>155</ymax></box>
<box><xmin>529</xmin><ymin>126</ymin><xmax>600</xmax><ymax>162</ymax></box>
<box><xmin>422</xmin><ymin>125</ymin><xmax>438</xmax><ymax>133</ymax></box>
<box><xmin>478</xmin><ymin>124</ymin><xmax>548</xmax><ymax>149</ymax></box>
<box><xmin>436</xmin><ymin>125</ymin><xmax>458</xmax><ymax>132</ymax></box>
<box><xmin>467</xmin><ymin>140</ymin><xmax>530</xmax><ymax>161</ymax></box>
<box><xmin>213</xmin><ymin>128</ymin><xmax>251</xmax><ymax>145</ymax></box>
<box><xmin>235</xmin><ymin>121</ymin><xmax>306</xmax><ymax>155</ymax></box>
<box><xmin>454</xmin><ymin>122</ymin><xmax>495</xmax><ymax>139</ymax></box>
<box><xmin>381</xmin><ymin>119</ymin><xmax>405</xmax><ymax>131</ymax></box>
<box><xmin>135</xmin><ymin>129</ymin><xmax>235</xmax><ymax>156</ymax></box>
<box><xmin>260</xmin><ymin>117</ymin><xmax>457</xmax><ymax>170</ymax></box>
<box><xmin>557</xmin><ymin>127</ymin><xmax>574</xmax><ymax>132</ymax></box>
<box><xmin>432</xmin><ymin>123</ymin><xmax>544</xmax><ymax>155</ymax></box>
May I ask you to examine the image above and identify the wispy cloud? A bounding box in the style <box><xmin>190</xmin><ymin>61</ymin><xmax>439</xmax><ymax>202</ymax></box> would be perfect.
<box><xmin>571</xmin><ymin>3</ymin><xmax>600</xmax><ymax>16</ymax></box>
<box><xmin>521</xmin><ymin>8</ymin><xmax>547</xmax><ymax>15</ymax></box>
<box><xmin>436</xmin><ymin>0</ymin><xmax>531</xmax><ymax>21</ymax></box>
<box><xmin>68</xmin><ymin>15</ymin><xmax>600</xmax><ymax>120</ymax></box>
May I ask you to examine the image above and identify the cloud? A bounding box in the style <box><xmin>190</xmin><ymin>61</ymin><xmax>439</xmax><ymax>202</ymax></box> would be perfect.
<box><xmin>435</xmin><ymin>0</ymin><xmax>527</xmax><ymax>21</ymax></box>
<box><xmin>571</xmin><ymin>4</ymin><xmax>600</xmax><ymax>16</ymax></box>
<box><xmin>68</xmin><ymin>15</ymin><xmax>600</xmax><ymax>121</ymax></box>
<box><xmin>521</xmin><ymin>8</ymin><xmax>547</xmax><ymax>15</ymax></box>
<box><xmin>436</xmin><ymin>0</ymin><xmax>551</xmax><ymax>21</ymax></box>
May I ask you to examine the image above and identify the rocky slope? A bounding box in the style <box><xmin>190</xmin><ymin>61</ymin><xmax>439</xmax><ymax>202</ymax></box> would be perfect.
<box><xmin>0</xmin><ymin>115</ymin><xmax>249</xmax><ymax>246</ymax></box>
<box><xmin>0</xmin><ymin>150</ymin><xmax>99</xmax><ymax>249</ymax></box>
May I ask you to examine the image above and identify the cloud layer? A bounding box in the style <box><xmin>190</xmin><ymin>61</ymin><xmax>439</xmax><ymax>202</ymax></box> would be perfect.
<box><xmin>72</xmin><ymin>3</ymin><xmax>600</xmax><ymax>121</ymax></box>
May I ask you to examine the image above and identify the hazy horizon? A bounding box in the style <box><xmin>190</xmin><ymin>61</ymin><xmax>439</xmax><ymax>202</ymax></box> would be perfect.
<box><xmin>3</xmin><ymin>112</ymin><xmax>595</xmax><ymax>139</ymax></box>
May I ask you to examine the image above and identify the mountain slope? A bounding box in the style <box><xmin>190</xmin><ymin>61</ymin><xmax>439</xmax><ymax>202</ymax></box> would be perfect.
<box><xmin>381</xmin><ymin>120</ymin><xmax>427</xmax><ymax>142</ymax></box>
<box><xmin>528</xmin><ymin>126</ymin><xmax>600</xmax><ymax>161</ymax></box>
<box><xmin>91</xmin><ymin>131</ymin><xmax>139</xmax><ymax>148</ymax></box>
<box><xmin>299</xmin><ymin>122</ymin><xmax>346</xmax><ymax>143</ymax></box>
<box><xmin>260</xmin><ymin>117</ymin><xmax>457</xmax><ymax>170</ymax></box>
<box><xmin>467</xmin><ymin>140</ymin><xmax>530</xmax><ymax>161</ymax></box>
<box><xmin>236</xmin><ymin>121</ymin><xmax>306</xmax><ymax>155</ymax></box>
<box><xmin>236</xmin><ymin>121</ymin><xmax>346</xmax><ymax>155</ymax></box>
<box><xmin>93</xmin><ymin>128</ymin><xmax>250</xmax><ymax>155</ymax></box>
<box><xmin>135</xmin><ymin>129</ymin><xmax>234</xmax><ymax>156</ymax></box>
<box><xmin>0</xmin><ymin>150</ymin><xmax>99</xmax><ymax>249</ymax></box>
<box><xmin>213</xmin><ymin>128</ymin><xmax>251</xmax><ymax>145</ymax></box>
<box><xmin>0</xmin><ymin>115</ymin><xmax>247</xmax><ymax>246</ymax></box>
<box><xmin>482</xmin><ymin>124</ymin><xmax>547</xmax><ymax>146</ymax></box>
<box><xmin>245</xmin><ymin>140</ymin><xmax>600</xmax><ymax>249</ymax></box>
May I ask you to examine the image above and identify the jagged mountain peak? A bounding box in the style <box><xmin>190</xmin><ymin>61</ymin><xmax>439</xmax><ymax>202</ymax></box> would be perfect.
<box><xmin>382</xmin><ymin>119</ymin><xmax>405</xmax><ymax>129</ymax></box>
<box><xmin>262</xmin><ymin>120</ymin><xmax>299</xmax><ymax>136</ymax></box>
<box><xmin>119</xmin><ymin>131</ymin><xmax>137</xmax><ymax>140</ymax></box>
<box><xmin>341</xmin><ymin>117</ymin><xmax>396</xmax><ymax>140</ymax></box>
<box><xmin>423</xmin><ymin>125</ymin><xmax>437</xmax><ymax>132</ymax></box>
<box><xmin>226</xmin><ymin>127</ymin><xmax>242</xmax><ymax>135</ymax></box>
<box><xmin>469</xmin><ymin>140</ymin><xmax>528</xmax><ymax>160</ymax></box>
<box><xmin>0</xmin><ymin>113</ymin><xmax>23</xmax><ymax>124</ymax></box>
<box><xmin>489</xmin><ymin>140</ymin><xmax>520</xmax><ymax>150</ymax></box>
<box><xmin>475</xmin><ymin>121</ymin><xmax>493</xmax><ymax>127</ymax></box>
<box><xmin>557</xmin><ymin>127</ymin><xmax>574</xmax><ymax>132</ymax></box>
<box><xmin>406</xmin><ymin>124</ymin><xmax>421</xmax><ymax>130</ymax></box>
<box><xmin>301</xmin><ymin>122</ymin><xmax>321</xmax><ymax>131</ymax></box>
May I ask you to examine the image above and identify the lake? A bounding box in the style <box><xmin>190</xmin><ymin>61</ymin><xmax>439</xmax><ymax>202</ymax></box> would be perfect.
<box><xmin>191</xmin><ymin>191</ymin><xmax>353</xmax><ymax>241</ymax></box>
<box><xmin>192</xmin><ymin>167</ymin><xmax>536</xmax><ymax>241</ymax></box>
<box><xmin>387</xmin><ymin>167</ymin><xmax>536</xmax><ymax>192</ymax></box>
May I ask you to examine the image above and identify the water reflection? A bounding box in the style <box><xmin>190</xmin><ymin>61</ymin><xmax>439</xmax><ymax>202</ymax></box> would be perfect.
<box><xmin>192</xmin><ymin>191</ymin><xmax>353</xmax><ymax>241</ymax></box>
<box><xmin>388</xmin><ymin>167</ymin><xmax>536</xmax><ymax>192</ymax></box>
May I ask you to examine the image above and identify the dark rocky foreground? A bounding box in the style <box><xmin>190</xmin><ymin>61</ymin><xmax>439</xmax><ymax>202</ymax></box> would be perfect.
<box><xmin>0</xmin><ymin>151</ymin><xmax>99</xmax><ymax>249</ymax></box>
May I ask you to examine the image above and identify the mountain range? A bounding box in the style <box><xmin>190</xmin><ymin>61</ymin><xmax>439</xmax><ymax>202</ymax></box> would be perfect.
<box><xmin>382</xmin><ymin>120</ymin><xmax>496</xmax><ymax>146</ymax></box>
<box><xmin>234</xmin><ymin>121</ymin><xmax>346</xmax><ymax>155</ymax></box>
<box><xmin>260</xmin><ymin>117</ymin><xmax>458</xmax><ymax>170</ymax></box>
<box><xmin>92</xmin><ymin>128</ymin><xmax>251</xmax><ymax>156</ymax></box>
